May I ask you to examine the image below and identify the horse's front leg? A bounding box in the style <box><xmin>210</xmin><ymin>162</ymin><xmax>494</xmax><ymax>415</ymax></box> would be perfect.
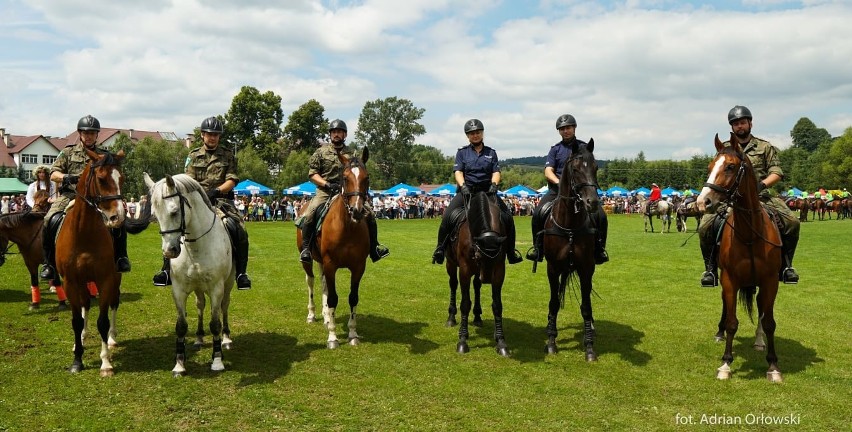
<box><xmin>69</xmin><ymin>300</ymin><xmax>86</xmax><ymax>374</ymax></box>
<box><xmin>304</xmin><ymin>261</ymin><xmax>317</xmax><ymax>323</ymax></box>
<box><xmin>579</xmin><ymin>265</ymin><xmax>596</xmax><ymax>362</ymax></box>
<box><xmin>491</xmin><ymin>273</ymin><xmax>509</xmax><ymax>358</ymax></box>
<box><xmin>208</xmin><ymin>291</ymin><xmax>225</xmax><ymax>372</ymax></box>
<box><xmin>446</xmin><ymin>263</ymin><xmax>458</xmax><ymax>327</ymax></box>
<box><xmin>347</xmin><ymin>264</ymin><xmax>365</xmax><ymax>346</ymax></box>
<box><xmin>715</xmin><ymin>301</ymin><xmax>726</xmax><ymax>342</ymax></box>
<box><xmin>456</xmin><ymin>271</ymin><xmax>472</xmax><ymax>354</ymax></box>
<box><xmin>221</xmin><ymin>282</ymin><xmax>233</xmax><ymax>350</ymax></box>
<box><xmin>545</xmin><ymin>267</ymin><xmax>562</xmax><ymax>355</ymax></box>
<box><xmin>322</xmin><ymin>266</ymin><xmax>340</xmax><ymax>349</ymax></box>
<box><xmin>96</xmin><ymin>305</ymin><xmax>114</xmax><ymax>377</ymax></box>
<box><xmin>193</xmin><ymin>291</ymin><xmax>206</xmax><ymax>348</ymax></box>
<box><xmin>172</xmin><ymin>290</ymin><xmax>190</xmax><ymax>377</ymax></box>
<box><xmin>758</xmin><ymin>287</ymin><xmax>782</xmax><ymax>383</ymax></box>
<box><xmin>472</xmin><ymin>274</ymin><xmax>483</xmax><ymax>327</ymax></box>
<box><xmin>717</xmin><ymin>286</ymin><xmax>739</xmax><ymax>380</ymax></box>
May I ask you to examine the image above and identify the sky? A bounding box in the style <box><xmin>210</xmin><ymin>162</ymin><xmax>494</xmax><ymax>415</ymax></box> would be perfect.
<box><xmin>2</xmin><ymin>0</ymin><xmax>851</xmax><ymax>161</ymax></box>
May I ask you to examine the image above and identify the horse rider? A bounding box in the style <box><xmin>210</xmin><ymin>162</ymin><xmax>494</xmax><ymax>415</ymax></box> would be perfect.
<box><xmin>647</xmin><ymin>183</ymin><xmax>662</xmax><ymax>215</ymax></box>
<box><xmin>152</xmin><ymin>116</ymin><xmax>252</xmax><ymax>289</ymax></box>
<box><xmin>525</xmin><ymin>114</ymin><xmax>609</xmax><ymax>264</ymax></box>
<box><xmin>298</xmin><ymin>119</ymin><xmax>390</xmax><ymax>264</ymax></box>
<box><xmin>681</xmin><ymin>184</ymin><xmax>696</xmax><ymax>207</ymax></box>
<box><xmin>431</xmin><ymin>119</ymin><xmax>523</xmax><ymax>265</ymax></box>
<box><xmin>26</xmin><ymin>165</ymin><xmax>56</xmax><ymax>210</ymax></box>
<box><xmin>40</xmin><ymin>115</ymin><xmax>131</xmax><ymax>281</ymax></box>
<box><xmin>697</xmin><ymin>105</ymin><xmax>800</xmax><ymax>287</ymax></box>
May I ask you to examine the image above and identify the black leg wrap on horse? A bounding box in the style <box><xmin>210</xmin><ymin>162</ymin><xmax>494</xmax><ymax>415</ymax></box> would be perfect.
<box><xmin>39</xmin><ymin>212</ymin><xmax>64</xmax><ymax>280</ymax></box>
<box><xmin>111</xmin><ymin>226</ymin><xmax>131</xmax><ymax>272</ymax></box>
<box><xmin>224</xmin><ymin>217</ymin><xmax>251</xmax><ymax>289</ymax></box>
<box><xmin>300</xmin><ymin>218</ymin><xmax>316</xmax><ymax>263</ymax></box>
<box><xmin>432</xmin><ymin>218</ymin><xmax>450</xmax><ymax>264</ymax></box>
<box><xmin>366</xmin><ymin>216</ymin><xmax>389</xmax><ymax>262</ymax></box>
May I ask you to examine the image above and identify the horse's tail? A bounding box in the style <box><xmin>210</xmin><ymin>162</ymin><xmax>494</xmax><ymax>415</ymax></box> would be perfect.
<box><xmin>559</xmin><ymin>271</ymin><xmax>572</xmax><ymax>310</ymax></box>
<box><xmin>125</xmin><ymin>198</ymin><xmax>152</xmax><ymax>234</ymax></box>
<box><xmin>738</xmin><ymin>286</ymin><xmax>756</xmax><ymax>323</ymax></box>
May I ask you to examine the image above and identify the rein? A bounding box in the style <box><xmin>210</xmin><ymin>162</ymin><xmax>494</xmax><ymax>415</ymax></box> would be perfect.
<box><xmin>338</xmin><ymin>159</ymin><xmax>370</xmax><ymax>218</ymax></box>
<box><xmin>159</xmin><ymin>189</ymin><xmax>216</xmax><ymax>243</ymax></box>
<box><xmin>77</xmin><ymin>161</ymin><xmax>124</xmax><ymax>217</ymax></box>
<box><xmin>553</xmin><ymin>153</ymin><xmax>598</xmax><ymax>230</ymax></box>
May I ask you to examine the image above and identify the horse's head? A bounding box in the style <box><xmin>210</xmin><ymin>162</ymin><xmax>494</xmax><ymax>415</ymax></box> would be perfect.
<box><xmin>339</xmin><ymin>147</ymin><xmax>370</xmax><ymax>222</ymax></box>
<box><xmin>559</xmin><ymin>138</ymin><xmax>600</xmax><ymax>212</ymax></box>
<box><xmin>697</xmin><ymin>133</ymin><xmax>752</xmax><ymax>213</ymax></box>
<box><xmin>145</xmin><ymin>173</ymin><xmax>212</xmax><ymax>259</ymax></box>
<box><xmin>80</xmin><ymin>148</ymin><xmax>126</xmax><ymax>228</ymax></box>
<box><xmin>32</xmin><ymin>189</ymin><xmax>50</xmax><ymax>212</ymax></box>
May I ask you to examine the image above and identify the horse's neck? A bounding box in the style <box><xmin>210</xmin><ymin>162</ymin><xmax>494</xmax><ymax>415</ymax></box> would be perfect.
<box><xmin>186</xmin><ymin>200</ymin><xmax>220</xmax><ymax>246</ymax></box>
<box><xmin>551</xmin><ymin>196</ymin><xmax>585</xmax><ymax>228</ymax></box>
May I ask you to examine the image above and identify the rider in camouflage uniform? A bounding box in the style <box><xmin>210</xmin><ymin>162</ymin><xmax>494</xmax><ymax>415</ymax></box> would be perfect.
<box><xmin>40</xmin><ymin>115</ymin><xmax>131</xmax><ymax>280</ymax></box>
<box><xmin>697</xmin><ymin>105</ymin><xmax>800</xmax><ymax>287</ymax></box>
<box><xmin>152</xmin><ymin>116</ymin><xmax>252</xmax><ymax>289</ymax></box>
<box><xmin>298</xmin><ymin>119</ymin><xmax>389</xmax><ymax>263</ymax></box>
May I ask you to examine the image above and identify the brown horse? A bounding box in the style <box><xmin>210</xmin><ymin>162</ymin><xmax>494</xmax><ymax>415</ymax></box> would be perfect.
<box><xmin>0</xmin><ymin>210</ymin><xmax>65</xmax><ymax>310</ymax></box>
<box><xmin>540</xmin><ymin>138</ymin><xmax>600</xmax><ymax>360</ymax></box>
<box><xmin>697</xmin><ymin>133</ymin><xmax>783</xmax><ymax>382</ymax></box>
<box><xmin>56</xmin><ymin>148</ymin><xmax>126</xmax><ymax>376</ymax></box>
<box><xmin>827</xmin><ymin>200</ymin><xmax>842</xmax><ymax>220</ymax></box>
<box><xmin>811</xmin><ymin>198</ymin><xmax>826</xmax><ymax>221</ymax></box>
<box><xmin>445</xmin><ymin>190</ymin><xmax>509</xmax><ymax>356</ymax></box>
<box><xmin>676</xmin><ymin>200</ymin><xmax>702</xmax><ymax>233</ymax></box>
<box><xmin>793</xmin><ymin>198</ymin><xmax>810</xmax><ymax>222</ymax></box>
<box><xmin>297</xmin><ymin>147</ymin><xmax>371</xmax><ymax>349</ymax></box>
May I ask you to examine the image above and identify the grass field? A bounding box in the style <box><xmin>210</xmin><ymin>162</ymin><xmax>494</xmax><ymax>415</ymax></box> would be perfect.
<box><xmin>0</xmin><ymin>214</ymin><xmax>849</xmax><ymax>431</ymax></box>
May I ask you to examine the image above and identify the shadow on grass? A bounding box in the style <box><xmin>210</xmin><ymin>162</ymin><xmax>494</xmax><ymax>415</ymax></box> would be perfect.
<box><xmin>465</xmin><ymin>317</ymin><xmax>651</xmax><ymax>365</ymax></box>
<box><xmin>732</xmin><ymin>335</ymin><xmax>822</xmax><ymax>379</ymax></box>
<box><xmin>351</xmin><ymin>313</ymin><xmax>441</xmax><ymax>355</ymax></box>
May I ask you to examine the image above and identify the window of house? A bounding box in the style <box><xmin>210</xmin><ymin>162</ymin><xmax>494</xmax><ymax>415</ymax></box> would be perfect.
<box><xmin>21</xmin><ymin>154</ymin><xmax>38</xmax><ymax>164</ymax></box>
<box><xmin>42</xmin><ymin>155</ymin><xmax>56</xmax><ymax>165</ymax></box>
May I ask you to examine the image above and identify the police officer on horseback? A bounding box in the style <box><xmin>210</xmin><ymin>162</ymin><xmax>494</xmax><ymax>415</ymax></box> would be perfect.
<box><xmin>298</xmin><ymin>119</ymin><xmax>389</xmax><ymax>263</ymax></box>
<box><xmin>698</xmin><ymin>105</ymin><xmax>800</xmax><ymax>287</ymax></box>
<box><xmin>431</xmin><ymin>119</ymin><xmax>524</xmax><ymax>265</ymax></box>
<box><xmin>526</xmin><ymin>114</ymin><xmax>609</xmax><ymax>264</ymax></box>
<box><xmin>152</xmin><ymin>116</ymin><xmax>252</xmax><ymax>289</ymax></box>
<box><xmin>40</xmin><ymin>115</ymin><xmax>132</xmax><ymax>280</ymax></box>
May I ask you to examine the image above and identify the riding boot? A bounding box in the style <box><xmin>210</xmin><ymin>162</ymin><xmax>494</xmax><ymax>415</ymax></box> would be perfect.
<box><xmin>152</xmin><ymin>257</ymin><xmax>171</xmax><ymax>286</ymax></box>
<box><xmin>432</xmin><ymin>217</ymin><xmax>450</xmax><ymax>264</ymax></box>
<box><xmin>39</xmin><ymin>212</ymin><xmax>63</xmax><ymax>280</ymax></box>
<box><xmin>300</xmin><ymin>218</ymin><xmax>316</xmax><ymax>264</ymax></box>
<box><xmin>366</xmin><ymin>216</ymin><xmax>390</xmax><ymax>263</ymax></box>
<box><xmin>526</xmin><ymin>209</ymin><xmax>544</xmax><ymax>262</ymax></box>
<box><xmin>225</xmin><ymin>218</ymin><xmax>251</xmax><ymax>290</ymax></box>
<box><xmin>594</xmin><ymin>209</ymin><xmax>609</xmax><ymax>265</ymax></box>
<box><xmin>699</xmin><ymin>236</ymin><xmax>718</xmax><ymax>287</ymax></box>
<box><xmin>501</xmin><ymin>212</ymin><xmax>523</xmax><ymax>264</ymax></box>
<box><xmin>111</xmin><ymin>227</ymin><xmax>131</xmax><ymax>273</ymax></box>
<box><xmin>780</xmin><ymin>234</ymin><xmax>799</xmax><ymax>284</ymax></box>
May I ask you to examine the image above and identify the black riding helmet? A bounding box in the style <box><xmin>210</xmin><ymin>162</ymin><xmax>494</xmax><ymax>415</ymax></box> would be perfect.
<box><xmin>329</xmin><ymin>119</ymin><xmax>347</xmax><ymax>132</ymax></box>
<box><xmin>77</xmin><ymin>115</ymin><xmax>101</xmax><ymax>132</ymax></box>
<box><xmin>464</xmin><ymin>119</ymin><xmax>484</xmax><ymax>134</ymax></box>
<box><xmin>555</xmin><ymin>114</ymin><xmax>577</xmax><ymax>129</ymax></box>
<box><xmin>200</xmin><ymin>116</ymin><xmax>224</xmax><ymax>134</ymax></box>
<box><xmin>728</xmin><ymin>106</ymin><xmax>752</xmax><ymax>124</ymax></box>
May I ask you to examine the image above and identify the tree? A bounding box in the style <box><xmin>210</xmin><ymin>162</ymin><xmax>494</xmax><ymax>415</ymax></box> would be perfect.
<box><xmin>353</xmin><ymin>97</ymin><xmax>426</xmax><ymax>185</ymax></box>
<box><xmin>276</xmin><ymin>149</ymin><xmax>312</xmax><ymax>191</ymax></box>
<box><xmin>396</xmin><ymin>144</ymin><xmax>452</xmax><ymax>186</ymax></box>
<box><xmin>283</xmin><ymin>99</ymin><xmax>329</xmax><ymax>152</ymax></box>
<box><xmin>224</xmin><ymin>86</ymin><xmax>285</xmax><ymax>169</ymax></box>
<box><xmin>236</xmin><ymin>146</ymin><xmax>271</xmax><ymax>187</ymax></box>
<box><xmin>790</xmin><ymin>117</ymin><xmax>832</xmax><ymax>152</ymax></box>
<box><xmin>113</xmin><ymin>134</ymin><xmax>190</xmax><ymax>200</ymax></box>
<box><xmin>822</xmin><ymin>127</ymin><xmax>852</xmax><ymax>187</ymax></box>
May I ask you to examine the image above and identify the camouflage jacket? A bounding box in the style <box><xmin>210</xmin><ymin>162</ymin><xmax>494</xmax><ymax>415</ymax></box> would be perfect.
<box><xmin>185</xmin><ymin>144</ymin><xmax>240</xmax><ymax>197</ymax></box>
<box><xmin>51</xmin><ymin>142</ymin><xmax>109</xmax><ymax>195</ymax></box>
<box><xmin>308</xmin><ymin>144</ymin><xmax>353</xmax><ymax>190</ymax></box>
<box><xmin>722</xmin><ymin>136</ymin><xmax>783</xmax><ymax>198</ymax></box>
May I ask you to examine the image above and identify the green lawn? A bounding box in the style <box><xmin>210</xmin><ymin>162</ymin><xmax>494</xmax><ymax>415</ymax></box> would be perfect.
<box><xmin>0</xmin><ymin>214</ymin><xmax>849</xmax><ymax>431</ymax></box>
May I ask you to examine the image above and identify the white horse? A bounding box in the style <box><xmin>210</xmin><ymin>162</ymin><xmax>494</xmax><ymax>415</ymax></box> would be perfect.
<box><xmin>638</xmin><ymin>195</ymin><xmax>672</xmax><ymax>233</ymax></box>
<box><xmin>145</xmin><ymin>173</ymin><xmax>234</xmax><ymax>376</ymax></box>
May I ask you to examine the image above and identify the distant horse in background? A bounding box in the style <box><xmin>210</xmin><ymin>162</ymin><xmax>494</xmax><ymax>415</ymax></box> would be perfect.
<box><xmin>55</xmin><ymin>149</ymin><xmax>126</xmax><ymax>376</ymax></box>
<box><xmin>146</xmin><ymin>173</ymin><xmax>234</xmax><ymax>376</ymax></box>
<box><xmin>827</xmin><ymin>200</ymin><xmax>842</xmax><ymax>220</ymax></box>
<box><xmin>539</xmin><ymin>138</ymin><xmax>601</xmax><ymax>360</ymax></box>
<box><xmin>297</xmin><ymin>148</ymin><xmax>371</xmax><ymax>349</ymax></box>
<box><xmin>793</xmin><ymin>198</ymin><xmax>810</xmax><ymax>222</ymax></box>
<box><xmin>698</xmin><ymin>133</ymin><xmax>783</xmax><ymax>382</ymax></box>
<box><xmin>0</xmin><ymin>210</ymin><xmax>65</xmax><ymax>310</ymax></box>
<box><xmin>676</xmin><ymin>200</ymin><xmax>702</xmax><ymax>233</ymax></box>
<box><xmin>812</xmin><ymin>198</ymin><xmax>826</xmax><ymax>221</ymax></box>
<box><xmin>638</xmin><ymin>195</ymin><xmax>672</xmax><ymax>233</ymax></box>
<box><xmin>445</xmin><ymin>190</ymin><xmax>510</xmax><ymax>357</ymax></box>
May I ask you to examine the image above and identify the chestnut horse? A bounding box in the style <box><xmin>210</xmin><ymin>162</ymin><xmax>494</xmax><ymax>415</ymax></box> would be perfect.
<box><xmin>445</xmin><ymin>190</ymin><xmax>510</xmax><ymax>356</ymax></box>
<box><xmin>56</xmin><ymin>148</ymin><xmax>126</xmax><ymax>376</ymax></box>
<box><xmin>811</xmin><ymin>198</ymin><xmax>826</xmax><ymax>221</ymax></box>
<box><xmin>540</xmin><ymin>138</ymin><xmax>601</xmax><ymax>360</ymax></box>
<box><xmin>827</xmin><ymin>200</ymin><xmax>842</xmax><ymax>220</ymax></box>
<box><xmin>697</xmin><ymin>133</ymin><xmax>783</xmax><ymax>382</ymax></box>
<box><xmin>297</xmin><ymin>147</ymin><xmax>371</xmax><ymax>349</ymax></box>
<box><xmin>0</xmin><ymin>209</ymin><xmax>65</xmax><ymax>310</ymax></box>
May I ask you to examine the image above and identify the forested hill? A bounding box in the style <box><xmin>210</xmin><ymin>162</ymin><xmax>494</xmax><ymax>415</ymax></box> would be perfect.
<box><xmin>502</xmin><ymin>156</ymin><xmax>609</xmax><ymax>168</ymax></box>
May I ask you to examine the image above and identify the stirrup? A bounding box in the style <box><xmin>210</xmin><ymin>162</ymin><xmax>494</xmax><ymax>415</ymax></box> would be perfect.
<box><xmin>40</xmin><ymin>264</ymin><xmax>55</xmax><ymax>281</ymax></box>
<box><xmin>525</xmin><ymin>247</ymin><xmax>541</xmax><ymax>262</ymax></box>
<box><xmin>595</xmin><ymin>250</ymin><xmax>609</xmax><ymax>265</ymax></box>
<box><xmin>700</xmin><ymin>271</ymin><xmax>718</xmax><ymax>287</ymax></box>
<box><xmin>299</xmin><ymin>248</ymin><xmax>312</xmax><ymax>263</ymax></box>
<box><xmin>370</xmin><ymin>245</ymin><xmax>390</xmax><ymax>263</ymax></box>
<box><xmin>432</xmin><ymin>248</ymin><xmax>445</xmax><ymax>265</ymax></box>
<box><xmin>152</xmin><ymin>270</ymin><xmax>171</xmax><ymax>287</ymax></box>
<box><xmin>507</xmin><ymin>249</ymin><xmax>523</xmax><ymax>264</ymax></box>
<box><xmin>781</xmin><ymin>267</ymin><xmax>799</xmax><ymax>284</ymax></box>
<box><xmin>236</xmin><ymin>274</ymin><xmax>252</xmax><ymax>290</ymax></box>
<box><xmin>116</xmin><ymin>257</ymin><xmax>131</xmax><ymax>273</ymax></box>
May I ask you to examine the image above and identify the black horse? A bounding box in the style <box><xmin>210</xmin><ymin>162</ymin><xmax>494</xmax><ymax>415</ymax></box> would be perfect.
<box><xmin>539</xmin><ymin>139</ymin><xmax>601</xmax><ymax>360</ymax></box>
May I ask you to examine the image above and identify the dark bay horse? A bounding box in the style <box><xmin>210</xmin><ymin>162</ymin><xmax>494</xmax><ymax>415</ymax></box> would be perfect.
<box><xmin>297</xmin><ymin>147</ymin><xmax>371</xmax><ymax>349</ymax></box>
<box><xmin>540</xmin><ymin>139</ymin><xmax>601</xmax><ymax>360</ymax></box>
<box><xmin>811</xmin><ymin>198</ymin><xmax>826</xmax><ymax>221</ymax></box>
<box><xmin>793</xmin><ymin>198</ymin><xmax>809</xmax><ymax>222</ymax></box>
<box><xmin>676</xmin><ymin>200</ymin><xmax>702</xmax><ymax>233</ymax></box>
<box><xmin>445</xmin><ymin>190</ymin><xmax>509</xmax><ymax>356</ymax></box>
<box><xmin>827</xmin><ymin>200</ymin><xmax>842</xmax><ymax>220</ymax></box>
<box><xmin>0</xmin><ymin>209</ymin><xmax>65</xmax><ymax>310</ymax></box>
<box><xmin>697</xmin><ymin>133</ymin><xmax>783</xmax><ymax>382</ymax></box>
<box><xmin>56</xmin><ymin>148</ymin><xmax>126</xmax><ymax>376</ymax></box>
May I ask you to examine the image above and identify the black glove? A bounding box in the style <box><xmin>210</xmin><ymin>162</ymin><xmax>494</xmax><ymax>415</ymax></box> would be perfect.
<box><xmin>460</xmin><ymin>184</ymin><xmax>471</xmax><ymax>198</ymax></box>
<box><xmin>62</xmin><ymin>174</ymin><xmax>79</xmax><ymax>187</ymax></box>
<box><xmin>326</xmin><ymin>182</ymin><xmax>341</xmax><ymax>194</ymax></box>
<box><xmin>206</xmin><ymin>188</ymin><xmax>221</xmax><ymax>201</ymax></box>
<box><xmin>758</xmin><ymin>182</ymin><xmax>767</xmax><ymax>192</ymax></box>
<box><xmin>488</xmin><ymin>183</ymin><xmax>499</xmax><ymax>194</ymax></box>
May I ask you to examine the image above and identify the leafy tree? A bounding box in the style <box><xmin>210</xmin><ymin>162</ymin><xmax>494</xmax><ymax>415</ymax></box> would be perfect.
<box><xmin>276</xmin><ymin>149</ymin><xmax>312</xmax><ymax>190</ymax></box>
<box><xmin>822</xmin><ymin>127</ymin><xmax>852</xmax><ymax>187</ymax></box>
<box><xmin>236</xmin><ymin>146</ymin><xmax>271</xmax><ymax>187</ymax></box>
<box><xmin>224</xmin><ymin>86</ymin><xmax>285</xmax><ymax>169</ymax></box>
<box><xmin>396</xmin><ymin>144</ymin><xmax>452</xmax><ymax>186</ymax></box>
<box><xmin>113</xmin><ymin>134</ymin><xmax>190</xmax><ymax>200</ymax></box>
<box><xmin>353</xmin><ymin>97</ymin><xmax>426</xmax><ymax>185</ymax></box>
<box><xmin>790</xmin><ymin>117</ymin><xmax>831</xmax><ymax>152</ymax></box>
<box><xmin>283</xmin><ymin>99</ymin><xmax>329</xmax><ymax>152</ymax></box>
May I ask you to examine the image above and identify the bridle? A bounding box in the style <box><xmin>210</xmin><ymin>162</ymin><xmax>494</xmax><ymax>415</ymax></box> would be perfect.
<box><xmin>703</xmin><ymin>150</ymin><xmax>747</xmax><ymax>207</ymax></box>
<box><xmin>158</xmin><ymin>187</ymin><xmax>216</xmax><ymax>243</ymax></box>
<box><xmin>558</xmin><ymin>152</ymin><xmax>599</xmax><ymax>213</ymax></box>
<box><xmin>338</xmin><ymin>158</ymin><xmax>370</xmax><ymax>218</ymax></box>
<box><xmin>79</xmin><ymin>157</ymin><xmax>124</xmax><ymax>208</ymax></box>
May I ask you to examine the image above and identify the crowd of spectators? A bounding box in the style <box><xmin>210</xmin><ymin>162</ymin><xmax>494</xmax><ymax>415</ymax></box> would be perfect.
<box><xmin>0</xmin><ymin>194</ymin><xmax>30</xmax><ymax>214</ymax></box>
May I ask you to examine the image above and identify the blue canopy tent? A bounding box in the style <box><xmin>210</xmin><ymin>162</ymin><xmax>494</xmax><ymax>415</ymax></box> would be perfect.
<box><xmin>606</xmin><ymin>186</ymin><xmax>630</xmax><ymax>196</ymax></box>
<box><xmin>502</xmin><ymin>184</ymin><xmax>539</xmax><ymax>198</ymax></box>
<box><xmin>597</xmin><ymin>188</ymin><xmax>605</xmax><ymax>197</ymax></box>
<box><xmin>428</xmin><ymin>183</ymin><xmax>457</xmax><ymax>196</ymax></box>
<box><xmin>284</xmin><ymin>181</ymin><xmax>316</xmax><ymax>196</ymax></box>
<box><xmin>633</xmin><ymin>187</ymin><xmax>651</xmax><ymax>196</ymax></box>
<box><xmin>661</xmin><ymin>187</ymin><xmax>680</xmax><ymax>197</ymax></box>
<box><xmin>234</xmin><ymin>179</ymin><xmax>275</xmax><ymax>196</ymax></box>
<box><xmin>384</xmin><ymin>183</ymin><xmax>424</xmax><ymax>196</ymax></box>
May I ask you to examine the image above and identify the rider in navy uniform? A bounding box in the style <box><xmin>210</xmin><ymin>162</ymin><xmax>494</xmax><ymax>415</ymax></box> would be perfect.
<box><xmin>526</xmin><ymin>114</ymin><xmax>609</xmax><ymax>264</ymax></box>
<box><xmin>431</xmin><ymin>119</ymin><xmax>523</xmax><ymax>265</ymax></box>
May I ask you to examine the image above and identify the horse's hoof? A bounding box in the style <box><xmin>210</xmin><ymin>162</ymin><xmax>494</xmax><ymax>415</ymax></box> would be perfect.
<box><xmin>586</xmin><ymin>352</ymin><xmax>598</xmax><ymax>362</ymax></box>
<box><xmin>306</xmin><ymin>315</ymin><xmax>316</xmax><ymax>323</ymax></box>
<box><xmin>56</xmin><ymin>302</ymin><xmax>68</xmax><ymax>311</ymax></box>
<box><xmin>327</xmin><ymin>340</ymin><xmax>340</xmax><ymax>350</ymax></box>
<box><xmin>545</xmin><ymin>344</ymin><xmax>558</xmax><ymax>355</ymax></box>
<box><xmin>753</xmin><ymin>344</ymin><xmax>766</xmax><ymax>352</ymax></box>
<box><xmin>172</xmin><ymin>371</ymin><xmax>185</xmax><ymax>378</ymax></box>
<box><xmin>29</xmin><ymin>302</ymin><xmax>40</xmax><ymax>311</ymax></box>
<box><xmin>472</xmin><ymin>317</ymin><xmax>483</xmax><ymax>328</ymax></box>
<box><xmin>222</xmin><ymin>342</ymin><xmax>232</xmax><ymax>351</ymax></box>
<box><xmin>456</xmin><ymin>342</ymin><xmax>469</xmax><ymax>354</ymax></box>
<box><xmin>69</xmin><ymin>362</ymin><xmax>84</xmax><ymax>374</ymax></box>
<box><xmin>714</xmin><ymin>334</ymin><xmax>724</xmax><ymax>343</ymax></box>
<box><xmin>211</xmin><ymin>358</ymin><xmax>225</xmax><ymax>372</ymax></box>
<box><xmin>716</xmin><ymin>365</ymin><xmax>732</xmax><ymax>380</ymax></box>
<box><xmin>192</xmin><ymin>341</ymin><xmax>203</xmax><ymax>349</ymax></box>
<box><xmin>349</xmin><ymin>338</ymin><xmax>360</xmax><ymax>346</ymax></box>
<box><xmin>766</xmin><ymin>370</ymin><xmax>783</xmax><ymax>383</ymax></box>
<box><xmin>445</xmin><ymin>318</ymin><xmax>457</xmax><ymax>327</ymax></box>
<box><xmin>100</xmin><ymin>368</ymin><xmax>114</xmax><ymax>378</ymax></box>
<box><xmin>496</xmin><ymin>346</ymin><xmax>510</xmax><ymax>357</ymax></box>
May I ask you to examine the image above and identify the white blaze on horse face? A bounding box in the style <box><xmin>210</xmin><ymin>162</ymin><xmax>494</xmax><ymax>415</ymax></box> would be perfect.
<box><xmin>697</xmin><ymin>156</ymin><xmax>725</xmax><ymax>212</ymax></box>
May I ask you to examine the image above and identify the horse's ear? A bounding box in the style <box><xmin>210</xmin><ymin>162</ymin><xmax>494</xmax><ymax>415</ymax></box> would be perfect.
<box><xmin>143</xmin><ymin>172</ymin><xmax>155</xmax><ymax>189</ymax></box>
<box><xmin>728</xmin><ymin>132</ymin><xmax>742</xmax><ymax>153</ymax></box>
<box><xmin>115</xmin><ymin>150</ymin><xmax>126</xmax><ymax>161</ymax></box>
<box><xmin>587</xmin><ymin>138</ymin><xmax>594</xmax><ymax>153</ymax></box>
<box><xmin>361</xmin><ymin>146</ymin><xmax>369</xmax><ymax>165</ymax></box>
<box><xmin>166</xmin><ymin>175</ymin><xmax>175</xmax><ymax>189</ymax></box>
<box><xmin>571</xmin><ymin>139</ymin><xmax>580</xmax><ymax>154</ymax></box>
<box><xmin>714</xmin><ymin>133</ymin><xmax>724</xmax><ymax>152</ymax></box>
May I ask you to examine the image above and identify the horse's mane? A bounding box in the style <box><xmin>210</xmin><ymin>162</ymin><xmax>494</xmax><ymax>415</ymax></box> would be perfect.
<box><xmin>0</xmin><ymin>209</ymin><xmax>44</xmax><ymax>229</ymax></box>
<box><xmin>153</xmin><ymin>174</ymin><xmax>214</xmax><ymax>210</ymax></box>
<box><xmin>467</xmin><ymin>192</ymin><xmax>494</xmax><ymax>237</ymax></box>
<box><xmin>91</xmin><ymin>151</ymin><xmax>122</xmax><ymax>167</ymax></box>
